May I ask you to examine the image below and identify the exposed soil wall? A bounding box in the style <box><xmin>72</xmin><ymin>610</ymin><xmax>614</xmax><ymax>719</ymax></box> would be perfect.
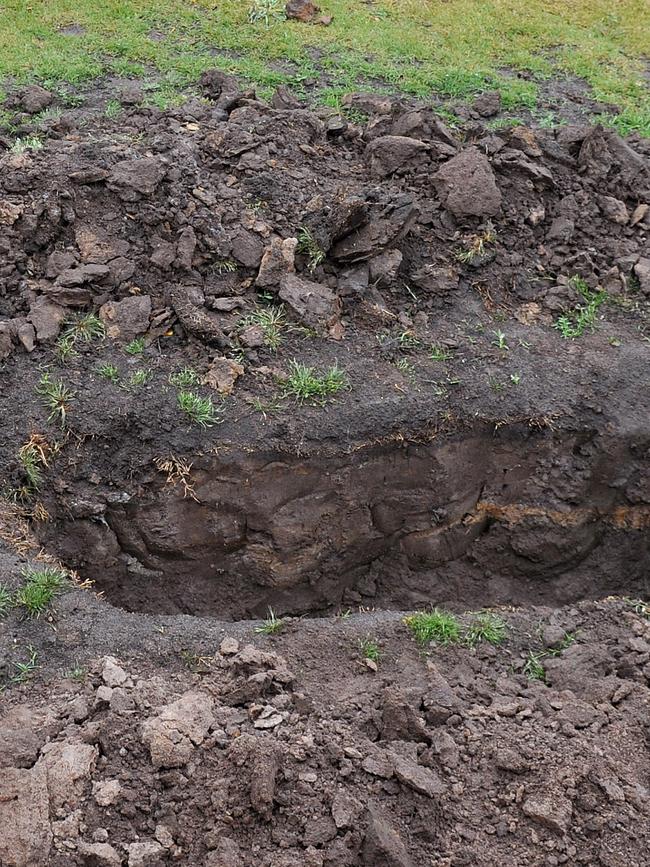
<box><xmin>36</xmin><ymin>422</ymin><xmax>649</xmax><ymax>618</ymax></box>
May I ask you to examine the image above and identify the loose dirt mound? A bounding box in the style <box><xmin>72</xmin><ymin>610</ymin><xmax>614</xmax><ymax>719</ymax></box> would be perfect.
<box><xmin>1</xmin><ymin>597</ymin><xmax>650</xmax><ymax>867</ymax></box>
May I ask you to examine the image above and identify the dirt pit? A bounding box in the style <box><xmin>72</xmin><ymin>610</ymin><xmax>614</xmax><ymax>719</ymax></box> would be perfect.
<box><xmin>34</xmin><ymin>428</ymin><xmax>650</xmax><ymax>619</ymax></box>
<box><xmin>1</xmin><ymin>73</ymin><xmax>649</xmax><ymax>867</ymax></box>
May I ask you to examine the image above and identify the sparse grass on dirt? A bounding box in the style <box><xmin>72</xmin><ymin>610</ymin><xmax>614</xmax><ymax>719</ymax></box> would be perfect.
<box><xmin>297</xmin><ymin>228</ymin><xmax>325</xmax><ymax>273</ymax></box>
<box><xmin>281</xmin><ymin>360</ymin><xmax>348</xmax><ymax>404</ymax></box>
<box><xmin>241</xmin><ymin>306</ymin><xmax>287</xmax><ymax>350</ymax></box>
<box><xmin>254</xmin><ymin>607</ymin><xmax>286</xmax><ymax>635</ymax></box>
<box><xmin>169</xmin><ymin>367</ymin><xmax>201</xmax><ymax>388</ymax></box>
<box><xmin>177</xmin><ymin>391</ymin><xmax>220</xmax><ymax>427</ymax></box>
<box><xmin>0</xmin><ymin>1</ymin><xmax>648</xmax><ymax>133</ymax></box>
<box><xmin>405</xmin><ymin>608</ymin><xmax>462</xmax><ymax>646</ymax></box>
<box><xmin>97</xmin><ymin>362</ymin><xmax>120</xmax><ymax>382</ymax></box>
<box><xmin>554</xmin><ymin>277</ymin><xmax>608</xmax><ymax>338</ymax></box>
<box><xmin>36</xmin><ymin>372</ymin><xmax>74</xmax><ymax>427</ymax></box>
<box><xmin>359</xmin><ymin>636</ymin><xmax>381</xmax><ymax>664</ymax></box>
<box><xmin>62</xmin><ymin>312</ymin><xmax>105</xmax><ymax>344</ymax></box>
<box><xmin>464</xmin><ymin>611</ymin><xmax>508</xmax><ymax>647</ymax></box>
<box><xmin>0</xmin><ymin>583</ymin><xmax>13</xmax><ymax>617</ymax></box>
<box><xmin>125</xmin><ymin>337</ymin><xmax>146</xmax><ymax>356</ymax></box>
<box><xmin>14</xmin><ymin>565</ymin><xmax>68</xmax><ymax>618</ymax></box>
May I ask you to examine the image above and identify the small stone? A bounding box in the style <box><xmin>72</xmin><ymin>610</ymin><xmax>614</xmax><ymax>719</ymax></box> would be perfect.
<box><xmin>599</xmin><ymin>195</ymin><xmax>629</xmax><ymax>224</ymax></box>
<box><xmin>77</xmin><ymin>842</ymin><xmax>122</xmax><ymax>867</ymax></box>
<box><xmin>99</xmin><ymin>296</ymin><xmax>152</xmax><ymax>341</ymax></box>
<box><xmin>474</xmin><ymin>91</ymin><xmax>501</xmax><ymax>117</ymax></box>
<box><xmin>220</xmin><ymin>637</ymin><xmax>240</xmax><ymax>655</ymax></box>
<box><xmin>522</xmin><ymin>792</ymin><xmax>573</xmax><ymax>834</ymax></box>
<box><xmin>0</xmin><ymin>199</ymin><xmax>23</xmax><ymax>225</ymax></box>
<box><xmin>17</xmin><ymin>322</ymin><xmax>36</xmax><ymax>352</ymax></box>
<box><xmin>154</xmin><ymin>824</ymin><xmax>175</xmax><ymax>848</ymax></box>
<box><xmin>126</xmin><ymin>840</ymin><xmax>165</xmax><ymax>867</ymax></box>
<box><xmin>256</xmin><ymin>236</ymin><xmax>298</xmax><ymax>288</ymax></box>
<box><xmin>285</xmin><ymin>0</ymin><xmax>320</xmax><ymax>22</ymax></box>
<box><xmin>21</xmin><ymin>85</ymin><xmax>53</xmax><ymax>114</ymax></box>
<box><xmin>630</xmin><ymin>203</ymin><xmax>648</xmax><ymax>226</ymax></box>
<box><xmin>433</xmin><ymin>147</ymin><xmax>502</xmax><ymax>218</ymax></box>
<box><xmin>633</xmin><ymin>257</ymin><xmax>650</xmax><ymax>295</ymax></box>
<box><xmin>239</xmin><ymin>324</ymin><xmax>265</xmax><ymax>347</ymax></box>
<box><xmin>93</xmin><ymin>779</ymin><xmax>122</xmax><ymax>807</ymax></box>
<box><xmin>203</xmin><ymin>357</ymin><xmax>244</xmax><ymax>395</ymax></box>
<box><xmin>101</xmin><ymin>656</ymin><xmax>130</xmax><ymax>688</ymax></box>
<box><xmin>95</xmin><ymin>685</ymin><xmax>113</xmax><ymax>705</ymax></box>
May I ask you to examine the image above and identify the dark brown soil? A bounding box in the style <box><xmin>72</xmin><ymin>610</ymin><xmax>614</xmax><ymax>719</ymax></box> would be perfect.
<box><xmin>1</xmin><ymin>567</ymin><xmax>650</xmax><ymax>867</ymax></box>
<box><xmin>0</xmin><ymin>73</ymin><xmax>649</xmax><ymax>866</ymax></box>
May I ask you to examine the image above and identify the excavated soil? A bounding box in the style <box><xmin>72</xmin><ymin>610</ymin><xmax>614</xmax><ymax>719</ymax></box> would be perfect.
<box><xmin>0</xmin><ymin>71</ymin><xmax>649</xmax><ymax>866</ymax></box>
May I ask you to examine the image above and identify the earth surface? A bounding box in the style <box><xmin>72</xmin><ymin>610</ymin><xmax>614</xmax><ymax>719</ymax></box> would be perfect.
<box><xmin>0</xmin><ymin>54</ymin><xmax>649</xmax><ymax>867</ymax></box>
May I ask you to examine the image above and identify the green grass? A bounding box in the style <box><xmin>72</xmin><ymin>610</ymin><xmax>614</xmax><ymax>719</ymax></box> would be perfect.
<box><xmin>124</xmin><ymin>336</ymin><xmax>146</xmax><ymax>356</ymax></box>
<box><xmin>297</xmin><ymin>228</ymin><xmax>325</xmax><ymax>273</ymax></box>
<box><xmin>0</xmin><ymin>2</ymin><xmax>648</xmax><ymax>133</ymax></box>
<box><xmin>404</xmin><ymin>608</ymin><xmax>461</xmax><ymax>646</ymax></box>
<box><xmin>97</xmin><ymin>362</ymin><xmax>120</xmax><ymax>382</ymax></box>
<box><xmin>240</xmin><ymin>305</ymin><xmax>287</xmax><ymax>351</ymax></box>
<box><xmin>553</xmin><ymin>276</ymin><xmax>608</xmax><ymax>338</ymax></box>
<box><xmin>254</xmin><ymin>607</ymin><xmax>286</xmax><ymax>635</ymax></box>
<box><xmin>281</xmin><ymin>360</ymin><xmax>348</xmax><ymax>404</ymax></box>
<box><xmin>61</xmin><ymin>312</ymin><xmax>105</xmax><ymax>345</ymax></box>
<box><xmin>523</xmin><ymin>649</ymin><xmax>547</xmax><ymax>681</ymax></box>
<box><xmin>10</xmin><ymin>136</ymin><xmax>43</xmax><ymax>154</ymax></box>
<box><xmin>36</xmin><ymin>372</ymin><xmax>74</xmax><ymax>427</ymax></box>
<box><xmin>123</xmin><ymin>368</ymin><xmax>152</xmax><ymax>389</ymax></box>
<box><xmin>359</xmin><ymin>636</ymin><xmax>381</xmax><ymax>663</ymax></box>
<box><xmin>14</xmin><ymin>566</ymin><xmax>68</xmax><ymax>618</ymax></box>
<box><xmin>18</xmin><ymin>443</ymin><xmax>46</xmax><ymax>492</ymax></box>
<box><xmin>169</xmin><ymin>367</ymin><xmax>201</xmax><ymax>388</ymax></box>
<box><xmin>0</xmin><ymin>584</ymin><xmax>13</xmax><ymax>617</ymax></box>
<box><xmin>7</xmin><ymin>645</ymin><xmax>38</xmax><ymax>686</ymax></box>
<box><xmin>430</xmin><ymin>344</ymin><xmax>453</xmax><ymax>362</ymax></box>
<box><xmin>177</xmin><ymin>391</ymin><xmax>220</xmax><ymax>427</ymax></box>
<box><xmin>464</xmin><ymin>612</ymin><xmax>508</xmax><ymax>647</ymax></box>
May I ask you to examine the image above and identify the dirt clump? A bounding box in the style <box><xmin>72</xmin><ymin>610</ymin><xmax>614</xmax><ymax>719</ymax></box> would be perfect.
<box><xmin>1</xmin><ymin>597</ymin><xmax>650</xmax><ymax>866</ymax></box>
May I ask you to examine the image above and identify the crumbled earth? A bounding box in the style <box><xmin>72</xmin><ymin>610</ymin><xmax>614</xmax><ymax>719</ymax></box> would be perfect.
<box><xmin>0</xmin><ymin>73</ymin><xmax>648</xmax><ymax>617</ymax></box>
<box><xmin>1</xmin><ymin>586</ymin><xmax>650</xmax><ymax>867</ymax></box>
<box><xmin>0</xmin><ymin>72</ymin><xmax>649</xmax><ymax>865</ymax></box>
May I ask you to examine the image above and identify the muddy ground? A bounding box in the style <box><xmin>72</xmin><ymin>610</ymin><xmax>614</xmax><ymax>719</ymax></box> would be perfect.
<box><xmin>0</xmin><ymin>70</ymin><xmax>649</xmax><ymax>865</ymax></box>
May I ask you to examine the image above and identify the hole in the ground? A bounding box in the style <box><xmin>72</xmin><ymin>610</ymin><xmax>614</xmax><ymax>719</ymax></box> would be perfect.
<box><xmin>36</xmin><ymin>424</ymin><xmax>650</xmax><ymax>619</ymax></box>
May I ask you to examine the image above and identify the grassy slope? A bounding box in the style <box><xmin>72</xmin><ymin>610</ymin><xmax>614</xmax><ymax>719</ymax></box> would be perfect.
<box><xmin>0</xmin><ymin>0</ymin><xmax>648</xmax><ymax>132</ymax></box>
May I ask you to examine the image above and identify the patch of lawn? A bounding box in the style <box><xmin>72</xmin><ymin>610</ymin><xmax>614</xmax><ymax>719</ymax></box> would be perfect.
<box><xmin>0</xmin><ymin>1</ymin><xmax>648</xmax><ymax>132</ymax></box>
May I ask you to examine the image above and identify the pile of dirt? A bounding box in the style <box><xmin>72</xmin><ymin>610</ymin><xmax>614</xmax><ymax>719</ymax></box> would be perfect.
<box><xmin>0</xmin><ymin>72</ymin><xmax>648</xmax><ymax>616</ymax></box>
<box><xmin>1</xmin><ymin>73</ymin><xmax>649</xmax><ymax>344</ymax></box>
<box><xmin>1</xmin><ymin>593</ymin><xmax>650</xmax><ymax>867</ymax></box>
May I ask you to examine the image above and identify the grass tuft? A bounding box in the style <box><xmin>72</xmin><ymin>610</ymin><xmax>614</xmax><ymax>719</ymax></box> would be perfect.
<box><xmin>297</xmin><ymin>228</ymin><xmax>325</xmax><ymax>273</ymax></box>
<box><xmin>281</xmin><ymin>360</ymin><xmax>348</xmax><ymax>404</ymax></box>
<box><xmin>464</xmin><ymin>612</ymin><xmax>508</xmax><ymax>647</ymax></box>
<box><xmin>125</xmin><ymin>337</ymin><xmax>146</xmax><ymax>356</ymax></box>
<box><xmin>177</xmin><ymin>391</ymin><xmax>220</xmax><ymax>427</ymax></box>
<box><xmin>10</xmin><ymin>136</ymin><xmax>43</xmax><ymax>154</ymax></box>
<box><xmin>36</xmin><ymin>372</ymin><xmax>74</xmax><ymax>427</ymax></box>
<box><xmin>0</xmin><ymin>583</ymin><xmax>13</xmax><ymax>617</ymax></box>
<box><xmin>359</xmin><ymin>636</ymin><xmax>381</xmax><ymax>664</ymax></box>
<box><xmin>97</xmin><ymin>363</ymin><xmax>120</xmax><ymax>382</ymax></box>
<box><xmin>254</xmin><ymin>607</ymin><xmax>286</xmax><ymax>635</ymax></box>
<box><xmin>553</xmin><ymin>276</ymin><xmax>607</xmax><ymax>339</ymax></box>
<box><xmin>62</xmin><ymin>312</ymin><xmax>105</xmax><ymax>344</ymax></box>
<box><xmin>15</xmin><ymin>566</ymin><xmax>68</xmax><ymax>618</ymax></box>
<box><xmin>240</xmin><ymin>305</ymin><xmax>286</xmax><ymax>350</ymax></box>
<box><xmin>404</xmin><ymin>608</ymin><xmax>461</xmax><ymax>646</ymax></box>
<box><xmin>169</xmin><ymin>367</ymin><xmax>200</xmax><ymax>387</ymax></box>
